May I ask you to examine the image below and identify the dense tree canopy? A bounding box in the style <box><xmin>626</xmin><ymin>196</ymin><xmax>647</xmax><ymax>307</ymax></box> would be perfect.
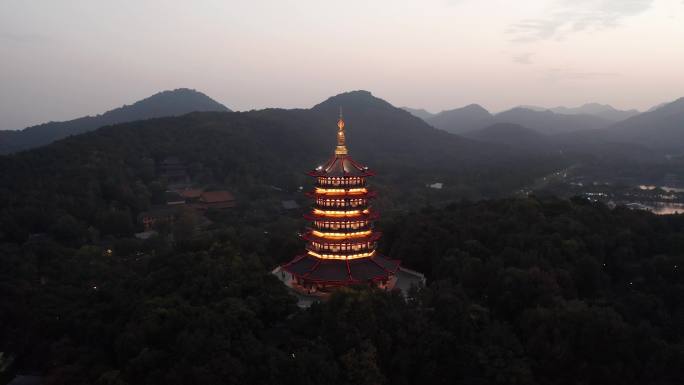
<box><xmin>1</xmin><ymin>92</ymin><xmax>683</xmax><ymax>384</ymax></box>
<box><xmin>2</xmin><ymin>197</ymin><xmax>683</xmax><ymax>384</ymax></box>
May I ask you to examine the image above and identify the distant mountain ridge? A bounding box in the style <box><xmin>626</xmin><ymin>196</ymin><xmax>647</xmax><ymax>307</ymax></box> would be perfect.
<box><xmin>0</xmin><ymin>90</ymin><xmax>568</xmax><ymax>221</ymax></box>
<box><xmin>463</xmin><ymin>123</ymin><xmax>551</xmax><ymax>150</ymax></box>
<box><xmin>404</xmin><ymin>101</ymin><xmax>645</xmax><ymax>135</ymax></box>
<box><xmin>592</xmin><ymin>97</ymin><xmax>684</xmax><ymax>151</ymax></box>
<box><xmin>423</xmin><ymin>104</ymin><xmax>493</xmax><ymax>134</ymax></box>
<box><xmin>0</xmin><ymin>88</ymin><xmax>230</xmax><ymax>154</ymax></box>
<box><xmin>407</xmin><ymin>104</ymin><xmax>613</xmax><ymax>135</ymax></box>
<box><xmin>400</xmin><ymin>107</ymin><xmax>434</xmax><ymax>121</ymax></box>
<box><xmin>494</xmin><ymin>107</ymin><xmax>612</xmax><ymax>134</ymax></box>
<box><xmin>519</xmin><ymin>103</ymin><xmax>639</xmax><ymax>122</ymax></box>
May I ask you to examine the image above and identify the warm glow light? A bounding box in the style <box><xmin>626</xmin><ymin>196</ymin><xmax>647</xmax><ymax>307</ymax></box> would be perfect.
<box><xmin>307</xmin><ymin>250</ymin><xmax>376</xmax><ymax>260</ymax></box>
<box><xmin>313</xmin><ymin>208</ymin><xmax>370</xmax><ymax>217</ymax></box>
<box><xmin>311</xmin><ymin>230</ymin><xmax>372</xmax><ymax>239</ymax></box>
<box><xmin>315</xmin><ymin>187</ymin><xmax>368</xmax><ymax>195</ymax></box>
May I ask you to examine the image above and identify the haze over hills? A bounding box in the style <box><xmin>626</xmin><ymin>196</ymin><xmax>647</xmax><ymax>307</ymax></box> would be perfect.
<box><xmin>420</xmin><ymin>104</ymin><xmax>493</xmax><ymax>134</ymax></box>
<box><xmin>588</xmin><ymin>97</ymin><xmax>684</xmax><ymax>152</ymax></box>
<box><xmin>309</xmin><ymin>91</ymin><xmax>537</xmax><ymax>169</ymax></box>
<box><xmin>0</xmin><ymin>90</ymin><xmax>568</xmax><ymax>235</ymax></box>
<box><xmin>462</xmin><ymin>123</ymin><xmax>552</xmax><ymax>151</ymax></box>
<box><xmin>400</xmin><ymin>107</ymin><xmax>434</xmax><ymax>121</ymax></box>
<box><xmin>0</xmin><ymin>88</ymin><xmax>230</xmax><ymax>154</ymax></box>
<box><xmin>494</xmin><ymin>107</ymin><xmax>612</xmax><ymax>135</ymax></box>
<box><xmin>550</xmin><ymin>103</ymin><xmax>639</xmax><ymax>121</ymax></box>
<box><xmin>414</xmin><ymin>104</ymin><xmax>614</xmax><ymax>135</ymax></box>
<box><xmin>518</xmin><ymin>103</ymin><xmax>640</xmax><ymax>122</ymax></box>
<box><xmin>405</xmin><ymin>97</ymin><xmax>684</xmax><ymax>153</ymax></box>
<box><xmin>1</xmin><ymin>87</ymin><xmax>680</xmax><ymax>199</ymax></box>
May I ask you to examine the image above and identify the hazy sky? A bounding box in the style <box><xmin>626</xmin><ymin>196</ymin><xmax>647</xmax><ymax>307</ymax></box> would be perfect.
<box><xmin>1</xmin><ymin>0</ymin><xmax>683</xmax><ymax>130</ymax></box>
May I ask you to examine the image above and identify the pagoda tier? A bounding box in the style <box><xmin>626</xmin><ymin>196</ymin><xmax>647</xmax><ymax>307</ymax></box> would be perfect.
<box><xmin>280</xmin><ymin>113</ymin><xmax>399</xmax><ymax>289</ymax></box>
<box><xmin>302</xmin><ymin>231</ymin><xmax>381</xmax><ymax>244</ymax></box>
<box><xmin>303</xmin><ymin>210</ymin><xmax>379</xmax><ymax>221</ymax></box>
<box><xmin>302</xmin><ymin>226</ymin><xmax>381</xmax><ymax>242</ymax></box>
<box><xmin>307</xmin><ymin>156</ymin><xmax>375</xmax><ymax>178</ymax></box>
<box><xmin>306</xmin><ymin>189</ymin><xmax>377</xmax><ymax>199</ymax></box>
<box><xmin>305</xmin><ymin>219</ymin><xmax>374</xmax><ymax>233</ymax></box>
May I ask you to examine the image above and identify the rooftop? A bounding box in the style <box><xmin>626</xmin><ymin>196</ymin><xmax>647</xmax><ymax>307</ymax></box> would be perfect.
<box><xmin>200</xmin><ymin>191</ymin><xmax>235</xmax><ymax>203</ymax></box>
<box><xmin>282</xmin><ymin>254</ymin><xmax>399</xmax><ymax>284</ymax></box>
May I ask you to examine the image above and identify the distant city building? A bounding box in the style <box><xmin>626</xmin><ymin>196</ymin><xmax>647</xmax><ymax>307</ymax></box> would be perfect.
<box><xmin>273</xmin><ymin>112</ymin><xmax>423</xmax><ymax>305</ymax></box>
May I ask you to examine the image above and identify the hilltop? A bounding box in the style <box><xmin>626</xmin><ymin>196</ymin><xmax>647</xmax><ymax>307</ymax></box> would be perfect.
<box><xmin>0</xmin><ymin>88</ymin><xmax>230</xmax><ymax>154</ymax></box>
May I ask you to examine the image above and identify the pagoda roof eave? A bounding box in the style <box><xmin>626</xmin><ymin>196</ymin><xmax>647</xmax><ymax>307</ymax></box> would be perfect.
<box><xmin>307</xmin><ymin>154</ymin><xmax>375</xmax><ymax>177</ymax></box>
<box><xmin>307</xmin><ymin>170</ymin><xmax>375</xmax><ymax>178</ymax></box>
<box><xmin>280</xmin><ymin>254</ymin><xmax>400</xmax><ymax>284</ymax></box>
<box><xmin>303</xmin><ymin>211</ymin><xmax>380</xmax><ymax>222</ymax></box>
<box><xmin>306</xmin><ymin>191</ymin><xmax>377</xmax><ymax>199</ymax></box>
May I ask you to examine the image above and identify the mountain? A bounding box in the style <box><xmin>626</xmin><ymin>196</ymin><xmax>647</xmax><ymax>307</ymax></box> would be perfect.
<box><xmin>401</xmin><ymin>107</ymin><xmax>435</xmax><ymax>121</ymax></box>
<box><xmin>516</xmin><ymin>103</ymin><xmax>639</xmax><ymax>122</ymax></box>
<box><xmin>0</xmin><ymin>90</ymin><xmax>570</xmax><ymax>243</ymax></box>
<box><xmin>549</xmin><ymin>103</ymin><xmax>639</xmax><ymax>122</ymax></box>
<box><xmin>426</xmin><ymin>104</ymin><xmax>493</xmax><ymax>134</ymax></box>
<box><xmin>310</xmin><ymin>91</ymin><xmax>525</xmax><ymax>168</ymax></box>
<box><xmin>647</xmin><ymin>101</ymin><xmax>671</xmax><ymax>112</ymax></box>
<box><xmin>0</xmin><ymin>88</ymin><xmax>230</xmax><ymax>154</ymax></box>
<box><xmin>595</xmin><ymin>97</ymin><xmax>684</xmax><ymax>151</ymax></box>
<box><xmin>463</xmin><ymin>123</ymin><xmax>552</xmax><ymax>150</ymax></box>
<box><xmin>425</xmin><ymin>104</ymin><xmax>612</xmax><ymax>135</ymax></box>
<box><xmin>516</xmin><ymin>105</ymin><xmax>548</xmax><ymax>112</ymax></box>
<box><xmin>493</xmin><ymin>107</ymin><xmax>612</xmax><ymax>134</ymax></box>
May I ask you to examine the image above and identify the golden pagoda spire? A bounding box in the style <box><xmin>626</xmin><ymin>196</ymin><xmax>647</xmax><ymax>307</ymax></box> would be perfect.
<box><xmin>335</xmin><ymin>107</ymin><xmax>347</xmax><ymax>155</ymax></box>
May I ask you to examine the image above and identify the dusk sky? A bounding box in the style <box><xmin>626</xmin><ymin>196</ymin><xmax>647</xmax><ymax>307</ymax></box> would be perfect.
<box><xmin>1</xmin><ymin>0</ymin><xmax>683</xmax><ymax>130</ymax></box>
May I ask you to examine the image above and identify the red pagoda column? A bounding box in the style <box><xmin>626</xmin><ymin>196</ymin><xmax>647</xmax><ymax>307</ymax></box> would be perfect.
<box><xmin>281</xmin><ymin>113</ymin><xmax>400</xmax><ymax>292</ymax></box>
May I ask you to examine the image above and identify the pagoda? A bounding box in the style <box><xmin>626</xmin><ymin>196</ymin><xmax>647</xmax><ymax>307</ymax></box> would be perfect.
<box><xmin>278</xmin><ymin>112</ymin><xmax>401</xmax><ymax>293</ymax></box>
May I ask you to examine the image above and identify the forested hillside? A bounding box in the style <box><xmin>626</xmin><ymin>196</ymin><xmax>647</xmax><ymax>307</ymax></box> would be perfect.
<box><xmin>1</xmin><ymin>91</ymin><xmax>682</xmax><ymax>385</ymax></box>
<box><xmin>2</xmin><ymin>198</ymin><xmax>683</xmax><ymax>384</ymax></box>
<box><xmin>0</xmin><ymin>91</ymin><xmax>566</xmax><ymax>245</ymax></box>
<box><xmin>0</xmin><ymin>89</ymin><xmax>230</xmax><ymax>154</ymax></box>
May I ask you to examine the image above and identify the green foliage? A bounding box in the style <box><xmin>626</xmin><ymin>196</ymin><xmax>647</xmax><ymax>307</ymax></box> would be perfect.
<box><xmin>0</xmin><ymin>94</ymin><xmax>683</xmax><ymax>383</ymax></box>
<box><xmin>2</xmin><ymin>198</ymin><xmax>684</xmax><ymax>384</ymax></box>
<box><xmin>0</xmin><ymin>98</ymin><xmax>566</xmax><ymax>244</ymax></box>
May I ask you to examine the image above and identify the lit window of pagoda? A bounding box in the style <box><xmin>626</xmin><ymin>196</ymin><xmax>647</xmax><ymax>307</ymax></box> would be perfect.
<box><xmin>279</xmin><ymin>111</ymin><xmax>400</xmax><ymax>291</ymax></box>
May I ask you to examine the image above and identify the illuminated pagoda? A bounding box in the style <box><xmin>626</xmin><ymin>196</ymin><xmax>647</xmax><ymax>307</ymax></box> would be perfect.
<box><xmin>276</xmin><ymin>112</ymin><xmax>404</xmax><ymax>295</ymax></box>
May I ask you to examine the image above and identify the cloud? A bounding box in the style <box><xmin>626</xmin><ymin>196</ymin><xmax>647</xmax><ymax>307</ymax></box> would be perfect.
<box><xmin>509</xmin><ymin>0</ymin><xmax>654</xmax><ymax>42</ymax></box>
<box><xmin>512</xmin><ymin>52</ymin><xmax>535</xmax><ymax>64</ymax></box>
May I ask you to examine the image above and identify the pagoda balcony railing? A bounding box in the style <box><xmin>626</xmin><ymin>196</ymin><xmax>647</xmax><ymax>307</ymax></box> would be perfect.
<box><xmin>314</xmin><ymin>200</ymin><xmax>369</xmax><ymax>209</ymax></box>
<box><xmin>307</xmin><ymin>189</ymin><xmax>377</xmax><ymax>199</ymax></box>
<box><xmin>313</xmin><ymin>205</ymin><xmax>369</xmax><ymax>213</ymax></box>
<box><xmin>316</xmin><ymin>178</ymin><xmax>366</xmax><ymax>188</ymax></box>
<box><xmin>306</xmin><ymin>243</ymin><xmax>377</xmax><ymax>255</ymax></box>
<box><xmin>310</xmin><ymin>222</ymin><xmax>372</xmax><ymax>231</ymax></box>
<box><xmin>303</xmin><ymin>231</ymin><xmax>381</xmax><ymax>244</ymax></box>
<box><xmin>303</xmin><ymin>210</ymin><xmax>380</xmax><ymax>221</ymax></box>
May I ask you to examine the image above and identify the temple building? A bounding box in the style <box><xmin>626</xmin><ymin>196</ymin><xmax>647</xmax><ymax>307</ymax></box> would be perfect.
<box><xmin>273</xmin><ymin>112</ymin><xmax>424</xmax><ymax>304</ymax></box>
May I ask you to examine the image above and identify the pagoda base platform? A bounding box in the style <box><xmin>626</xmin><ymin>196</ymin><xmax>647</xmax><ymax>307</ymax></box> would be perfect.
<box><xmin>281</xmin><ymin>254</ymin><xmax>400</xmax><ymax>285</ymax></box>
<box><xmin>271</xmin><ymin>264</ymin><xmax>425</xmax><ymax>308</ymax></box>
